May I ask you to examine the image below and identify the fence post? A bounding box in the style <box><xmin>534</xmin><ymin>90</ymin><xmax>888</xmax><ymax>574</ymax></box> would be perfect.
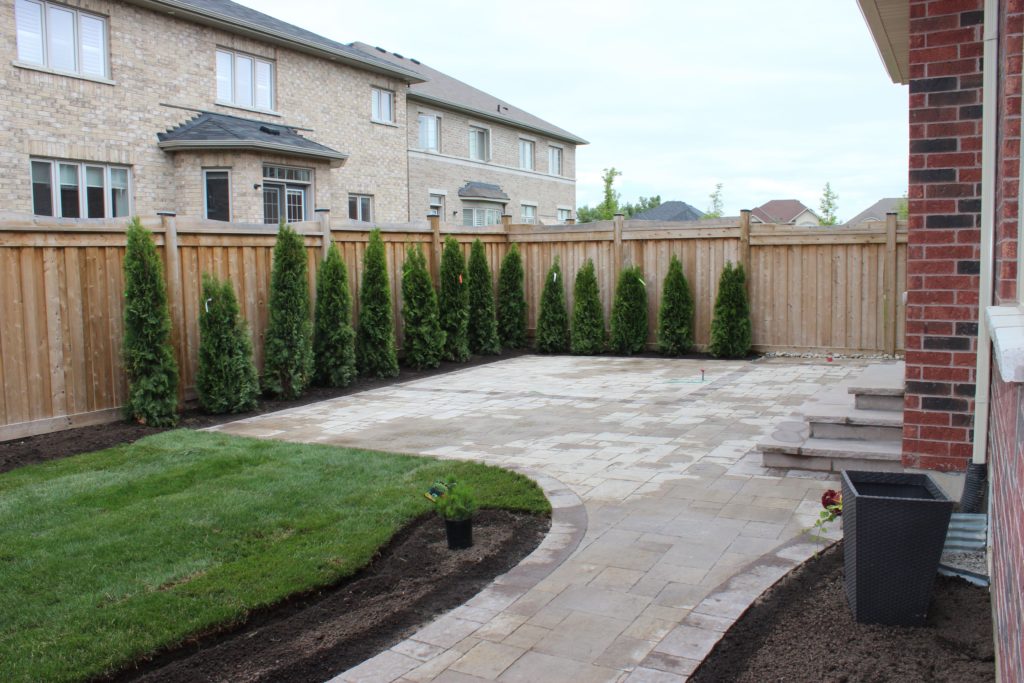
<box><xmin>158</xmin><ymin>211</ymin><xmax>185</xmax><ymax>401</ymax></box>
<box><xmin>566</xmin><ymin>218</ymin><xmax>576</xmax><ymax>225</ymax></box>
<box><xmin>613</xmin><ymin>213</ymin><xmax>624</xmax><ymax>274</ymax></box>
<box><xmin>428</xmin><ymin>213</ymin><xmax>442</xmax><ymax>284</ymax></box>
<box><xmin>316</xmin><ymin>208</ymin><xmax>331</xmax><ymax>260</ymax></box>
<box><xmin>501</xmin><ymin>214</ymin><xmax>512</xmax><ymax>230</ymax></box>
<box><xmin>884</xmin><ymin>212</ymin><xmax>898</xmax><ymax>355</ymax></box>
<box><xmin>739</xmin><ymin>209</ymin><xmax>751</xmax><ymax>275</ymax></box>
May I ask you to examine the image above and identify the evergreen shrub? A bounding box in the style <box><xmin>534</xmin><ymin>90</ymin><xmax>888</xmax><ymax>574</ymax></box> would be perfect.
<box><xmin>313</xmin><ymin>243</ymin><xmax>356</xmax><ymax>387</ymax></box>
<box><xmin>438</xmin><ymin>236</ymin><xmax>469</xmax><ymax>362</ymax></box>
<box><xmin>496</xmin><ymin>243</ymin><xmax>527</xmax><ymax>349</ymax></box>
<box><xmin>356</xmin><ymin>229</ymin><xmax>399</xmax><ymax>377</ymax></box>
<box><xmin>571</xmin><ymin>259</ymin><xmax>605</xmax><ymax>354</ymax></box>
<box><xmin>466</xmin><ymin>239</ymin><xmax>500</xmax><ymax>355</ymax></box>
<box><xmin>657</xmin><ymin>254</ymin><xmax>695</xmax><ymax>355</ymax></box>
<box><xmin>536</xmin><ymin>256</ymin><xmax>570</xmax><ymax>353</ymax></box>
<box><xmin>263</xmin><ymin>223</ymin><xmax>313</xmax><ymax>398</ymax></box>
<box><xmin>708</xmin><ymin>261</ymin><xmax>752</xmax><ymax>358</ymax></box>
<box><xmin>610</xmin><ymin>265</ymin><xmax>648</xmax><ymax>354</ymax></box>
<box><xmin>196</xmin><ymin>273</ymin><xmax>258</xmax><ymax>413</ymax></box>
<box><xmin>401</xmin><ymin>245</ymin><xmax>445</xmax><ymax>369</ymax></box>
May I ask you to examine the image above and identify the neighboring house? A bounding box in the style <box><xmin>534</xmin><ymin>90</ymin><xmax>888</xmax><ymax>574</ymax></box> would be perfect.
<box><xmin>859</xmin><ymin>1</ymin><xmax>1024</xmax><ymax>679</ymax></box>
<box><xmin>844</xmin><ymin>197</ymin><xmax>903</xmax><ymax>227</ymax></box>
<box><xmin>750</xmin><ymin>199</ymin><xmax>821</xmax><ymax>225</ymax></box>
<box><xmin>350</xmin><ymin>42</ymin><xmax>587</xmax><ymax>227</ymax></box>
<box><xmin>3</xmin><ymin>0</ymin><xmax>582</xmax><ymax>226</ymax></box>
<box><xmin>630</xmin><ymin>201</ymin><xmax>704</xmax><ymax>222</ymax></box>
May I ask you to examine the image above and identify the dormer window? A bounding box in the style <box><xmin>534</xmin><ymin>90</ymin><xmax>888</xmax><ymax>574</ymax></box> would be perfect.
<box><xmin>216</xmin><ymin>49</ymin><xmax>274</xmax><ymax>111</ymax></box>
<box><xmin>15</xmin><ymin>0</ymin><xmax>109</xmax><ymax>79</ymax></box>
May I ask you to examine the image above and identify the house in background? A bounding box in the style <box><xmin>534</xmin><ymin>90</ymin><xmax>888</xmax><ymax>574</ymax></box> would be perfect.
<box><xmin>351</xmin><ymin>42</ymin><xmax>587</xmax><ymax>227</ymax></box>
<box><xmin>750</xmin><ymin>199</ymin><xmax>821</xmax><ymax>225</ymax></box>
<box><xmin>844</xmin><ymin>197</ymin><xmax>904</xmax><ymax>226</ymax></box>
<box><xmin>858</xmin><ymin>0</ymin><xmax>1024</xmax><ymax>678</ymax></box>
<box><xmin>630</xmin><ymin>200</ymin><xmax>704</xmax><ymax>222</ymax></box>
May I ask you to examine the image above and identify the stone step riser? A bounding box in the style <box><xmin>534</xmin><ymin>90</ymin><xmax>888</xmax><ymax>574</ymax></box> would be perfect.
<box><xmin>762</xmin><ymin>451</ymin><xmax>905</xmax><ymax>473</ymax></box>
<box><xmin>854</xmin><ymin>394</ymin><xmax>904</xmax><ymax>412</ymax></box>
<box><xmin>810</xmin><ymin>422</ymin><xmax>903</xmax><ymax>441</ymax></box>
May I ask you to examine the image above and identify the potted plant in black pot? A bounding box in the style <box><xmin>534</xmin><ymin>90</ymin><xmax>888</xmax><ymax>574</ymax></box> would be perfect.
<box><xmin>424</xmin><ymin>477</ymin><xmax>477</xmax><ymax>549</ymax></box>
<box><xmin>841</xmin><ymin>470</ymin><xmax>954</xmax><ymax>626</ymax></box>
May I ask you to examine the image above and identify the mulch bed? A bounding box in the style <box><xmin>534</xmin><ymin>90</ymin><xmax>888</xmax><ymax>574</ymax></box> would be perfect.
<box><xmin>691</xmin><ymin>542</ymin><xmax>995</xmax><ymax>682</ymax></box>
<box><xmin>97</xmin><ymin>508</ymin><xmax>548</xmax><ymax>683</ymax></box>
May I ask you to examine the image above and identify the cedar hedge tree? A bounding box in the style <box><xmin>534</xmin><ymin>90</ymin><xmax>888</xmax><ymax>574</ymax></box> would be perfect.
<box><xmin>438</xmin><ymin>236</ymin><xmax>470</xmax><ymax>362</ymax></box>
<box><xmin>356</xmin><ymin>229</ymin><xmax>400</xmax><ymax>377</ymax></box>
<box><xmin>196</xmin><ymin>273</ymin><xmax>258</xmax><ymax>413</ymax></box>
<box><xmin>536</xmin><ymin>256</ymin><xmax>570</xmax><ymax>353</ymax></box>
<box><xmin>571</xmin><ymin>258</ymin><xmax>605</xmax><ymax>355</ymax></box>
<box><xmin>263</xmin><ymin>223</ymin><xmax>314</xmax><ymax>399</ymax></box>
<box><xmin>496</xmin><ymin>243</ymin><xmax>527</xmax><ymax>349</ymax></box>
<box><xmin>313</xmin><ymin>243</ymin><xmax>357</xmax><ymax>387</ymax></box>
<box><xmin>610</xmin><ymin>265</ymin><xmax>648</xmax><ymax>354</ymax></box>
<box><xmin>657</xmin><ymin>254</ymin><xmax>695</xmax><ymax>355</ymax></box>
<box><xmin>708</xmin><ymin>261</ymin><xmax>752</xmax><ymax>358</ymax></box>
<box><xmin>466</xmin><ymin>238</ymin><xmax>500</xmax><ymax>355</ymax></box>
<box><xmin>122</xmin><ymin>217</ymin><xmax>179</xmax><ymax>426</ymax></box>
<box><xmin>401</xmin><ymin>245</ymin><xmax>445</xmax><ymax>369</ymax></box>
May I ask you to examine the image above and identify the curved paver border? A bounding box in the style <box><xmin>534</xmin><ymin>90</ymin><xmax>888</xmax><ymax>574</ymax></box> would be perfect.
<box><xmin>329</xmin><ymin>466</ymin><xmax>588</xmax><ymax>683</ymax></box>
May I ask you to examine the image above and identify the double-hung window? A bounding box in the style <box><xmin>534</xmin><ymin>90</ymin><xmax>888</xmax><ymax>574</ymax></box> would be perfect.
<box><xmin>216</xmin><ymin>49</ymin><xmax>274</xmax><ymax>110</ymax></box>
<box><xmin>521</xmin><ymin>204</ymin><xmax>537</xmax><ymax>224</ymax></box>
<box><xmin>557</xmin><ymin>208</ymin><xmax>572</xmax><ymax>223</ymax></box>
<box><xmin>469</xmin><ymin>127</ymin><xmax>490</xmax><ymax>161</ymax></box>
<box><xmin>349</xmin><ymin>194</ymin><xmax>373</xmax><ymax>222</ymax></box>
<box><xmin>418</xmin><ymin>114</ymin><xmax>440</xmax><ymax>151</ymax></box>
<box><xmin>15</xmin><ymin>0</ymin><xmax>109</xmax><ymax>79</ymax></box>
<box><xmin>262</xmin><ymin>165</ymin><xmax>311</xmax><ymax>224</ymax></box>
<box><xmin>371</xmin><ymin>88</ymin><xmax>394</xmax><ymax>123</ymax></box>
<box><xmin>519</xmin><ymin>140</ymin><xmax>535</xmax><ymax>170</ymax></box>
<box><xmin>462</xmin><ymin>204</ymin><xmax>501</xmax><ymax>227</ymax></box>
<box><xmin>549</xmin><ymin>146</ymin><xmax>563</xmax><ymax>176</ymax></box>
<box><xmin>30</xmin><ymin>159</ymin><xmax>130</xmax><ymax>218</ymax></box>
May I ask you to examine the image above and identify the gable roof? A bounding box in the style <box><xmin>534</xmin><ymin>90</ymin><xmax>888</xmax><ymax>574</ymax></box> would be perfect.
<box><xmin>458</xmin><ymin>182</ymin><xmax>510</xmax><ymax>202</ymax></box>
<box><xmin>157</xmin><ymin>112</ymin><xmax>348</xmax><ymax>166</ymax></box>
<box><xmin>631</xmin><ymin>201</ymin><xmax>704</xmax><ymax>222</ymax></box>
<box><xmin>751</xmin><ymin>199</ymin><xmax>819</xmax><ymax>224</ymax></box>
<box><xmin>351</xmin><ymin>43</ymin><xmax>587</xmax><ymax>146</ymax></box>
<box><xmin>845</xmin><ymin>197</ymin><xmax>903</xmax><ymax>226</ymax></box>
<box><xmin>124</xmin><ymin>0</ymin><xmax>424</xmax><ymax>83</ymax></box>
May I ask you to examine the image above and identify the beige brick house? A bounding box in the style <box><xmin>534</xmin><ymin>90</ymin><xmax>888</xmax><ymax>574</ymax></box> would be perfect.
<box><xmin>2</xmin><ymin>0</ymin><xmax>584</xmax><ymax>226</ymax></box>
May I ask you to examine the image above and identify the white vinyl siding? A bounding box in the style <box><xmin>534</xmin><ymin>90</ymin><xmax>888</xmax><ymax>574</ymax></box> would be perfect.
<box><xmin>371</xmin><ymin>88</ymin><xmax>394</xmax><ymax>123</ymax></box>
<box><xmin>519</xmin><ymin>140</ymin><xmax>534</xmax><ymax>170</ymax></box>
<box><xmin>469</xmin><ymin>127</ymin><xmax>489</xmax><ymax>161</ymax></box>
<box><xmin>16</xmin><ymin>0</ymin><xmax>108</xmax><ymax>78</ymax></box>
<box><xmin>216</xmin><ymin>49</ymin><xmax>274</xmax><ymax>110</ymax></box>
<box><xmin>30</xmin><ymin>159</ymin><xmax>131</xmax><ymax>218</ymax></box>
<box><xmin>549</xmin><ymin>147</ymin><xmax>563</xmax><ymax>176</ymax></box>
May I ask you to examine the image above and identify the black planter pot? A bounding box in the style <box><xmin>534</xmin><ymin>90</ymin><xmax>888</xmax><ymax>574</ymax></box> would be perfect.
<box><xmin>841</xmin><ymin>470</ymin><xmax>954</xmax><ymax>626</ymax></box>
<box><xmin>444</xmin><ymin>517</ymin><xmax>473</xmax><ymax>549</ymax></box>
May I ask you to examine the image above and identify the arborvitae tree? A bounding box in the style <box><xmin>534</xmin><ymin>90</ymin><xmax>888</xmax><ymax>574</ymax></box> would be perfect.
<box><xmin>571</xmin><ymin>259</ymin><xmax>605</xmax><ymax>354</ymax></box>
<box><xmin>263</xmin><ymin>223</ymin><xmax>313</xmax><ymax>399</ymax></box>
<box><xmin>536</xmin><ymin>257</ymin><xmax>570</xmax><ymax>353</ymax></box>
<box><xmin>123</xmin><ymin>217</ymin><xmax>179</xmax><ymax>426</ymax></box>
<box><xmin>356</xmin><ymin>229</ymin><xmax>399</xmax><ymax>377</ymax></box>
<box><xmin>496</xmin><ymin>243</ymin><xmax>527</xmax><ymax>349</ymax></box>
<box><xmin>196</xmin><ymin>274</ymin><xmax>258</xmax><ymax>413</ymax></box>
<box><xmin>658</xmin><ymin>254</ymin><xmax>695</xmax><ymax>355</ymax></box>
<box><xmin>313</xmin><ymin>243</ymin><xmax>356</xmax><ymax>387</ymax></box>
<box><xmin>466</xmin><ymin>239</ymin><xmax>500</xmax><ymax>355</ymax></box>
<box><xmin>438</xmin><ymin>236</ymin><xmax>469</xmax><ymax>362</ymax></box>
<box><xmin>708</xmin><ymin>261</ymin><xmax>752</xmax><ymax>358</ymax></box>
<box><xmin>401</xmin><ymin>245</ymin><xmax>445</xmax><ymax>369</ymax></box>
<box><xmin>610</xmin><ymin>265</ymin><xmax>648</xmax><ymax>354</ymax></box>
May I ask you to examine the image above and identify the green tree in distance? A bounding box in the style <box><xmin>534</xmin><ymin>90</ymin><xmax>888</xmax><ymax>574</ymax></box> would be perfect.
<box><xmin>819</xmin><ymin>182</ymin><xmax>839</xmax><ymax>225</ymax></box>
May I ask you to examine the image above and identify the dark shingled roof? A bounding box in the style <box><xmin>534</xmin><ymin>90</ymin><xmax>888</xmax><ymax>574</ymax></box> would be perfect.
<box><xmin>351</xmin><ymin>42</ymin><xmax>587</xmax><ymax>146</ymax></box>
<box><xmin>631</xmin><ymin>201</ymin><xmax>705</xmax><ymax>222</ymax></box>
<box><xmin>458</xmin><ymin>182</ymin><xmax>510</xmax><ymax>201</ymax></box>
<box><xmin>845</xmin><ymin>197</ymin><xmax>903</xmax><ymax>226</ymax></box>
<box><xmin>158</xmin><ymin>112</ymin><xmax>347</xmax><ymax>166</ymax></box>
<box><xmin>751</xmin><ymin>199</ymin><xmax>819</xmax><ymax>224</ymax></box>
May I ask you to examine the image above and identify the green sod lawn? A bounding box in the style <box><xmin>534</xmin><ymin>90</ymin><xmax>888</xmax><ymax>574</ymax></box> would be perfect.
<box><xmin>0</xmin><ymin>430</ymin><xmax>550</xmax><ymax>683</ymax></box>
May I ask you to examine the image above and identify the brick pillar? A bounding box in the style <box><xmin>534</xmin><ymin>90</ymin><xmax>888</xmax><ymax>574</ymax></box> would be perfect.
<box><xmin>903</xmin><ymin>0</ymin><xmax>985</xmax><ymax>471</ymax></box>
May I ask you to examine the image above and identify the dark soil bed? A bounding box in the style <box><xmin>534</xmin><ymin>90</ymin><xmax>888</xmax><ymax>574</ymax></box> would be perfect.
<box><xmin>0</xmin><ymin>352</ymin><xmax>525</xmax><ymax>472</ymax></box>
<box><xmin>691</xmin><ymin>542</ymin><xmax>995</xmax><ymax>682</ymax></box>
<box><xmin>99</xmin><ymin>508</ymin><xmax>548</xmax><ymax>683</ymax></box>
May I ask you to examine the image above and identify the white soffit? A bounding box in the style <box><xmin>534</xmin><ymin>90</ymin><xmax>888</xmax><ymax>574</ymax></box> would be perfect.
<box><xmin>858</xmin><ymin>0</ymin><xmax>910</xmax><ymax>85</ymax></box>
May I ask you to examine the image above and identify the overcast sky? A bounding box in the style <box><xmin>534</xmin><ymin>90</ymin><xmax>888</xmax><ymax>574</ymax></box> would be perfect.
<box><xmin>236</xmin><ymin>0</ymin><xmax>908</xmax><ymax>220</ymax></box>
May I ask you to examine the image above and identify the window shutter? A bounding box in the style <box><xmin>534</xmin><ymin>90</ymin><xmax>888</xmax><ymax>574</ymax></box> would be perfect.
<box><xmin>79</xmin><ymin>14</ymin><xmax>106</xmax><ymax>77</ymax></box>
<box><xmin>15</xmin><ymin>0</ymin><xmax>44</xmax><ymax>65</ymax></box>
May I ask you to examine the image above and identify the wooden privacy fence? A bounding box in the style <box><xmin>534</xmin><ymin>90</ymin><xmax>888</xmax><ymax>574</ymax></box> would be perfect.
<box><xmin>0</xmin><ymin>210</ymin><xmax>907</xmax><ymax>439</ymax></box>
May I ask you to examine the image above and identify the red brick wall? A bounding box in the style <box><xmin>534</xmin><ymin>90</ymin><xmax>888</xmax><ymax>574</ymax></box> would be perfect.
<box><xmin>904</xmin><ymin>0</ymin><xmax>985</xmax><ymax>471</ymax></box>
<box><xmin>989</xmin><ymin>2</ymin><xmax>1024</xmax><ymax>680</ymax></box>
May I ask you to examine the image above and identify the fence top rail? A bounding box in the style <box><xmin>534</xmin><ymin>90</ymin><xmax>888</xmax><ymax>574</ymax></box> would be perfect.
<box><xmin>0</xmin><ymin>213</ymin><xmax>163</xmax><ymax>232</ymax></box>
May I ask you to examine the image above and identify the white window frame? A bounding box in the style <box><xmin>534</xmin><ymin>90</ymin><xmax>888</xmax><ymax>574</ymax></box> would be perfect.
<box><xmin>520</xmin><ymin>203</ymin><xmax>537</xmax><ymax>224</ymax></box>
<box><xmin>30</xmin><ymin>158</ymin><xmax>131</xmax><ymax>219</ymax></box>
<box><xmin>462</xmin><ymin>203</ymin><xmax>502</xmax><ymax>227</ymax></box>
<box><xmin>557</xmin><ymin>208</ymin><xmax>572</xmax><ymax>223</ymax></box>
<box><xmin>519</xmin><ymin>139</ymin><xmax>535</xmax><ymax>170</ymax></box>
<box><xmin>203</xmin><ymin>169</ymin><xmax>232</xmax><ymax>222</ymax></box>
<box><xmin>262</xmin><ymin>164</ymin><xmax>312</xmax><ymax>224</ymax></box>
<box><xmin>429</xmin><ymin>193</ymin><xmax>445</xmax><ymax>218</ymax></box>
<box><xmin>349</xmin><ymin>193</ymin><xmax>374</xmax><ymax>222</ymax></box>
<box><xmin>418</xmin><ymin>113</ymin><xmax>440</xmax><ymax>151</ymax></box>
<box><xmin>549</xmin><ymin>146</ymin><xmax>563</xmax><ymax>176</ymax></box>
<box><xmin>371</xmin><ymin>87</ymin><xmax>395</xmax><ymax>124</ymax></box>
<box><xmin>469</xmin><ymin>126</ymin><xmax>490</xmax><ymax>162</ymax></box>
<box><xmin>15</xmin><ymin>0</ymin><xmax>109</xmax><ymax>79</ymax></box>
<box><xmin>215</xmin><ymin>48</ymin><xmax>275</xmax><ymax>111</ymax></box>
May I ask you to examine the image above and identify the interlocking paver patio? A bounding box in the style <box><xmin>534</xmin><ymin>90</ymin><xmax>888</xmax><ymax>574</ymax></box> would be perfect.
<box><xmin>210</xmin><ymin>355</ymin><xmax>856</xmax><ymax>681</ymax></box>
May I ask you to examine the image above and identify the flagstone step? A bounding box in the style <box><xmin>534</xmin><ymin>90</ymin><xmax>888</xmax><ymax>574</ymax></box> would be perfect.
<box><xmin>848</xmin><ymin>361</ymin><xmax>905</xmax><ymax>411</ymax></box>
<box><xmin>760</xmin><ymin>434</ymin><xmax>903</xmax><ymax>473</ymax></box>
<box><xmin>804</xmin><ymin>402</ymin><xmax>903</xmax><ymax>441</ymax></box>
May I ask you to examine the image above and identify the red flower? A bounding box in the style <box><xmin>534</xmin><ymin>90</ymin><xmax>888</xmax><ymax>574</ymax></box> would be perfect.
<box><xmin>821</xmin><ymin>489</ymin><xmax>843</xmax><ymax>515</ymax></box>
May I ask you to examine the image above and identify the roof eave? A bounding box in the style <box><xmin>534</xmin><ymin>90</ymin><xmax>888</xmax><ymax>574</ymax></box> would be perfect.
<box><xmin>857</xmin><ymin>0</ymin><xmax>910</xmax><ymax>85</ymax></box>
<box><xmin>124</xmin><ymin>0</ymin><xmax>426</xmax><ymax>84</ymax></box>
<box><xmin>409</xmin><ymin>92</ymin><xmax>588</xmax><ymax>146</ymax></box>
<box><xmin>158</xmin><ymin>139</ymin><xmax>349</xmax><ymax>167</ymax></box>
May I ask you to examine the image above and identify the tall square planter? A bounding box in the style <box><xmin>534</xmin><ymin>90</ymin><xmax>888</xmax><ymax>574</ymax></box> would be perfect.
<box><xmin>841</xmin><ymin>470</ymin><xmax>953</xmax><ymax>626</ymax></box>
